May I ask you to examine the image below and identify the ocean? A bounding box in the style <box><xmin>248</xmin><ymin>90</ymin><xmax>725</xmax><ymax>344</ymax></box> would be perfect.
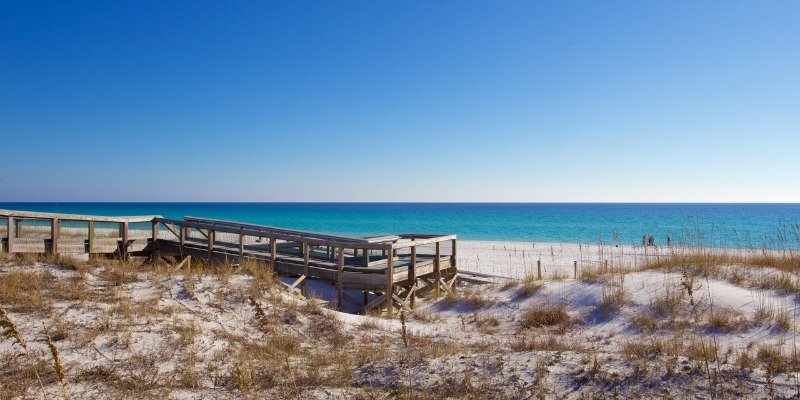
<box><xmin>1</xmin><ymin>203</ymin><xmax>798</xmax><ymax>249</ymax></box>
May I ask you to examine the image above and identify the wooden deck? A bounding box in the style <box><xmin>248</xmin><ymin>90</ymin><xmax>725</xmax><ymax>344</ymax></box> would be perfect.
<box><xmin>0</xmin><ymin>209</ymin><xmax>457</xmax><ymax>318</ymax></box>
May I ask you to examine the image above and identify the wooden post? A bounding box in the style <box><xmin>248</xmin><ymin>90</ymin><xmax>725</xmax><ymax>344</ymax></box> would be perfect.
<box><xmin>149</xmin><ymin>220</ymin><xmax>160</xmax><ymax>261</ymax></box>
<box><xmin>5</xmin><ymin>216</ymin><xmax>12</xmax><ymax>253</ymax></box>
<box><xmin>50</xmin><ymin>218</ymin><xmax>59</xmax><ymax>255</ymax></box>
<box><xmin>574</xmin><ymin>260</ymin><xmax>577</xmax><ymax>279</ymax></box>
<box><xmin>363</xmin><ymin>248</ymin><xmax>369</xmax><ymax>265</ymax></box>
<box><xmin>88</xmin><ymin>221</ymin><xmax>94</xmax><ymax>255</ymax></box>
<box><xmin>386</xmin><ymin>249</ymin><xmax>394</xmax><ymax>319</ymax></box>
<box><xmin>120</xmin><ymin>222</ymin><xmax>129</xmax><ymax>261</ymax></box>
<box><xmin>270</xmin><ymin>238</ymin><xmax>277</xmax><ymax>268</ymax></box>
<box><xmin>207</xmin><ymin>230</ymin><xmax>215</xmax><ymax>265</ymax></box>
<box><xmin>537</xmin><ymin>259</ymin><xmax>542</xmax><ymax>280</ymax></box>
<box><xmin>337</xmin><ymin>246</ymin><xmax>345</xmax><ymax>311</ymax></box>
<box><xmin>409</xmin><ymin>243</ymin><xmax>417</xmax><ymax>309</ymax></box>
<box><xmin>451</xmin><ymin>238</ymin><xmax>457</xmax><ymax>296</ymax></box>
<box><xmin>238</xmin><ymin>232</ymin><xmax>245</xmax><ymax>264</ymax></box>
<box><xmin>179</xmin><ymin>226</ymin><xmax>186</xmax><ymax>248</ymax></box>
<box><xmin>434</xmin><ymin>241</ymin><xmax>441</xmax><ymax>299</ymax></box>
<box><xmin>302</xmin><ymin>243</ymin><xmax>309</xmax><ymax>297</ymax></box>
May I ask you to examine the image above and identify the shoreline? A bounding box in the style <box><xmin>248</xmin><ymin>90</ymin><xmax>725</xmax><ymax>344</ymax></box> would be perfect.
<box><xmin>455</xmin><ymin>239</ymin><xmax>787</xmax><ymax>279</ymax></box>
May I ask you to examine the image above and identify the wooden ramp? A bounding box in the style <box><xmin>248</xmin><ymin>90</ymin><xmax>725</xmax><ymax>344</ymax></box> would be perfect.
<box><xmin>0</xmin><ymin>209</ymin><xmax>458</xmax><ymax>318</ymax></box>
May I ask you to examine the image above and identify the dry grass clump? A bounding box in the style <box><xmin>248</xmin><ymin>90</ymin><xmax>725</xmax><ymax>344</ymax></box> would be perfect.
<box><xmin>631</xmin><ymin>282</ymin><xmax>689</xmax><ymax>332</ymax></box>
<box><xmin>172</xmin><ymin>319</ymin><xmax>200</xmax><ymax>348</ymax></box>
<box><xmin>736</xmin><ymin>350</ymin><xmax>757</xmax><ymax>370</ymax></box>
<box><xmin>773</xmin><ymin>310</ymin><xmax>793</xmax><ymax>332</ymax></box>
<box><xmin>500</xmin><ymin>278</ymin><xmax>519</xmax><ymax>291</ymax></box>
<box><xmin>462</xmin><ymin>288</ymin><xmax>495</xmax><ymax>310</ymax></box>
<box><xmin>0</xmin><ymin>270</ymin><xmax>51</xmax><ymax>313</ymax></box>
<box><xmin>757</xmin><ymin>346</ymin><xmax>788</xmax><ymax>373</ymax></box>
<box><xmin>519</xmin><ymin>302</ymin><xmax>570</xmax><ymax>329</ymax></box>
<box><xmin>240</xmin><ymin>259</ymin><xmax>276</xmax><ymax>300</ymax></box>
<box><xmin>96</xmin><ymin>259</ymin><xmax>140</xmax><ymax>286</ymax></box>
<box><xmin>653</xmin><ymin>283</ymin><xmax>685</xmax><ymax>316</ymax></box>
<box><xmin>600</xmin><ymin>274</ymin><xmax>628</xmax><ymax>318</ymax></box>
<box><xmin>358</xmin><ymin>317</ymin><xmax>382</xmax><ymax>331</ymax></box>
<box><xmin>307</xmin><ymin>308</ymin><xmax>350</xmax><ymax>345</ymax></box>
<box><xmin>0</xmin><ymin>251</ymin><xmax>14</xmax><ymax>263</ymax></box>
<box><xmin>707</xmin><ymin>306</ymin><xmax>749</xmax><ymax>333</ymax></box>
<box><xmin>580</xmin><ymin>262</ymin><xmax>632</xmax><ymax>283</ymax></box>
<box><xmin>214</xmin><ymin>260</ymin><xmax>234</xmax><ymax>286</ymax></box>
<box><xmin>630</xmin><ymin>311</ymin><xmax>658</xmax><ymax>332</ymax></box>
<box><xmin>511</xmin><ymin>333</ymin><xmax>581</xmax><ymax>352</ymax></box>
<box><xmin>51</xmin><ymin>275</ymin><xmax>90</xmax><ymax>303</ymax></box>
<box><xmin>621</xmin><ymin>340</ymin><xmax>664</xmax><ymax>358</ymax></box>
<box><xmin>117</xmin><ymin>347</ymin><xmax>172</xmax><ymax>396</ymax></box>
<box><xmin>684</xmin><ymin>337</ymin><xmax>719</xmax><ymax>368</ymax></box>
<box><xmin>473</xmin><ymin>312</ymin><xmax>501</xmax><ymax>330</ymax></box>
<box><xmin>58</xmin><ymin>255</ymin><xmax>87</xmax><ymax>271</ymax></box>
<box><xmin>513</xmin><ymin>274</ymin><xmax>543</xmax><ymax>300</ymax></box>
<box><xmin>752</xmin><ymin>294</ymin><xmax>794</xmax><ymax>331</ymax></box>
<box><xmin>14</xmin><ymin>252</ymin><xmax>42</xmax><ymax>266</ymax></box>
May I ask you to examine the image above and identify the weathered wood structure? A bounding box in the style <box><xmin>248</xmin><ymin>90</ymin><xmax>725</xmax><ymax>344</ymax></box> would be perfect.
<box><xmin>0</xmin><ymin>209</ymin><xmax>457</xmax><ymax>318</ymax></box>
<box><xmin>0</xmin><ymin>209</ymin><xmax>158</xmax><ymax>258</ymax></box>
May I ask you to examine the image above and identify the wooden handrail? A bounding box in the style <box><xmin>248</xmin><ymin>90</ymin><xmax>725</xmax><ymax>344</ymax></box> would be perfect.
<box><xmin>181</xmin><ymin>217</ymin><xmax>456</xmax><ymax>248</ymax></box>
<box><xmin>0</xmin><ymin>209</ymin><xmax>160</xmax><ymax>223</ymax></box>
<box><xmin>155</xmin><ymin>217</ymin><xmax>396</xmax><ymax>250</ymax></box>
<box><xmin>184</xmin><ymin>216</ymin><xmax>401</xmax><ymax>244</ymax></box>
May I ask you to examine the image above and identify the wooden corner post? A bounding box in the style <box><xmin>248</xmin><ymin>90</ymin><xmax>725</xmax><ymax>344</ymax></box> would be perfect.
<box><xmin>386</xmin><ymin>247</ymin><xmax>394</xmax><ymax>319</ymax></box>
<box><xmin>451</xmin><ymin>238</ymin><xmax>457</xmax><ymax>295</ymax></box>
<box><xmin>337</xmin><ymin>247</ymin><xmax>345</xmax><ymax>311</ymax></box>
<box><xmin>409</xmin><ymin>242</ymin><xmax>417</xmax><ymax>309</ymax></box>
<box><xmin>207</xmin><ymin>230</ymin><xmax>215</xmax><ymax>265</ymax></box>
<box><xmin>51</xmin><ymin>218</ymin><xmax>59</xmax><ymax>256</ymax></box>
<box><xmin>434</xmin><ymin>241</ymin><xmax>441</xmax><ymax>299</ymax></box>
<box><xmin>151</xmin><ymin>220</ymin><xmax>160</xmax><ymax>259</ymax></box>
<box><xmin>5</xmin><ymin>216</ymin><xmax>11</xmax><ymax>253</ymax></box>
<box><xmin>270</xmin><ymin>238</ymin><xmax>277</xmax><ymax>268</ymax></box>
<box><xmin>88</xmin><ymin>221</ymin><xmax>95</xmax><ymax>255</ymax></box>
<box><xmin>302</xmin><ymin>243</ymin><xmax>309</xmax><ymax>297</ymax></box>
<box><xmin>238</xmin><ymin>231</ymin><xmax>245</xmax><ymax>265</ymax></box>
<box><xmin>120</xmin><ymin>222</ymin><xmax>129</xmax><ymax>261</ymax></box>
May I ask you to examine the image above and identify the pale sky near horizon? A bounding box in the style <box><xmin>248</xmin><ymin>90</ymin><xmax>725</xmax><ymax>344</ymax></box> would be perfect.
<box><xmin>1</xmin><ymin>1</ymin><xmax>798</xmax><ymax>202</ymax></box>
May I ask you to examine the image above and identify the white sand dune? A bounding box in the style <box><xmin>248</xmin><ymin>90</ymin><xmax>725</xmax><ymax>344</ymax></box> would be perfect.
<box><xmin>2</xmin><ymin>240</ymin><xmax>799</xmax><ymax>398</ymax></box>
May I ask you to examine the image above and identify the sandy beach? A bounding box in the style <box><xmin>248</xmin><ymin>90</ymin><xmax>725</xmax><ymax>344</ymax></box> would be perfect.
<box><xmin>2</xmin><ymin>239</ymin><xmax>799</xmax><ymax>398</ymax></box>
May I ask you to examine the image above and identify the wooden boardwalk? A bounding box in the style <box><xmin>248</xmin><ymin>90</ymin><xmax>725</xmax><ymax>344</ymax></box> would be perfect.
<box><xmin>0</xmin><ymin>209</ymin><xmax>457</xmax><ymax>318</ymax></box>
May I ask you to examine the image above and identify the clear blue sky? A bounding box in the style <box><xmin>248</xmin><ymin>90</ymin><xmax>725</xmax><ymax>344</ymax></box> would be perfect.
<box><xmin>2</xmin><ymin>1</ymin><xmax>798</xmax><ymax>202</ymax></box>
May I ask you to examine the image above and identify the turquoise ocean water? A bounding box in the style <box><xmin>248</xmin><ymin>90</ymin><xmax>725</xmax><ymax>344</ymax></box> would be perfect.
<box><xmin>1</xmin><ymin>203</ymin><xmax>798</xmax><ymax>249</ymax></box>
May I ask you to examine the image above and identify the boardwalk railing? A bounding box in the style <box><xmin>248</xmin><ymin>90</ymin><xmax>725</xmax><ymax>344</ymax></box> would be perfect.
<box><xmin>1</xmin><ymin>209</ymin><xmax>159</xmax><ymax>258</ymax></box>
